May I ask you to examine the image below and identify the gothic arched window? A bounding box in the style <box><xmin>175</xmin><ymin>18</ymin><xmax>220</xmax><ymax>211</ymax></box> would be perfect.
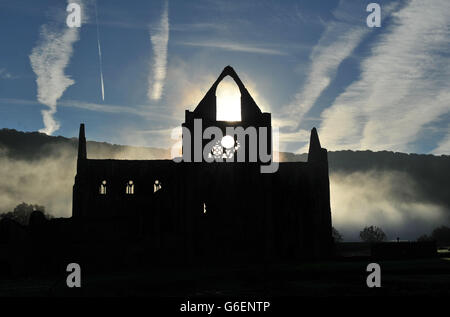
<box><xmin>154</xmin><ymin>180</ymin><xmax>162</xmax><ymax>193</ymax></box>
<box><xmin>99</xmin><ymin>180</ymin><xmax>107</xmax><ymax>195</ymax></box>
<box><xmin>216</xmin><ymin>76</ymin><xmax>241</xmax><ymax>121</ymax></box>
<box><xmin>126</xmin><ymin>180</ymin><xmax>134</xmax><ymax>194</ymax></box>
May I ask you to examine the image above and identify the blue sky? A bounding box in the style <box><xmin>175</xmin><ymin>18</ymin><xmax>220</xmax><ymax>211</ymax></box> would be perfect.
<box><xmin>0</xmin><ymin>0</ymin><xmax>449</xmax><ymax>154</ymax></box>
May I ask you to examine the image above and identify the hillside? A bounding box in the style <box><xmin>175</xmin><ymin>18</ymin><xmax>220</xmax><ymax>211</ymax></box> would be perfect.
<box><xmin>0</xmin><ymin>128</ymin><xmax>449</xmax><ymax>240</ymax></box>
<box><xmin>0</xmin><ymin>128</ymin><xmax>169</xmax><ymax>161</ymax></box>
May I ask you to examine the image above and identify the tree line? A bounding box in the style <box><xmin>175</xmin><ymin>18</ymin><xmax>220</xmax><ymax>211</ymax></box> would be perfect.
<box><xmin>333</xmin><ymin>225</ymin><xmax>450</xmax><ymax>246</ymax></box>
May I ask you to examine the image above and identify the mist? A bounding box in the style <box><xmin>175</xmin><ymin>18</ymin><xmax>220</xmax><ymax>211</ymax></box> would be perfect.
<box><xmin>0</xmin><ymin>142</ymin><xmax>168</xmax><ymax>218</ymax></box>
<box><xmin>331</xmin><ymin>171</ymin><xmax>449</xmax><ymax>241</ymax></box>
<box><xmin>0</xmin><ymin>145</ymin><xmax>75</xmax><ymax>217</ymax></box>
<box><xmin>0</xmin><ymin>134</ymin><xmax>448</xmax><ymax>241</ymax></box>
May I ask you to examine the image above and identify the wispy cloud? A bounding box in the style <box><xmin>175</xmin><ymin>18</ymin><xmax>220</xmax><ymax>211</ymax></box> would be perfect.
<box><xmin>177</xmin><ymin>40</ymin><xmax>288</xmax><ymax>56</ymax></box>
<box><xmin>274</xmin><ymin>0</ymin><xmax>371</xmax><ymax>150</ymax></box>
<box><xmin>317</xmin><ymin>0</ymin><xmax>450</xmax><ymax>153</ymax></box>
<box><xmin>61</xmin><ymin>100</ymin><xmax>178</xmax><ymax>122</ymax></box>
<box><xmin>148</xmin><ymin>1</ymin><xmax>169</xmax><ymax>101</ymax></box>
<box><xmin>171</xmin><ymin>22</ymin><xmax>228</xmax><ymax>33</ymax></box>
<box><xmin>0</xmin><ymin>97</ymin><xmax>179</xmax><ymax>123</ymax></box>
<box><xmin>29</xmin><ymin>0</ymin><xmax>84</xmax><ymax>135</ymax></box>
<box><xmin>61</xmin><ymin>99</ymin><xmax>144</xmax><ymax>115</ymax></box>
<box><xmin>282</xmin><ymin>21</ymin><xmax>367</xmax><ymax>130</ymax></box>
<box><xmin>278</xmin><ymin>129</ymin><xmax>310</xmax><ymax>144</ymax></box>
<box><xmin>432</xmin><ymin>127</ymin><xmax>450</xmax><ymax>155</ymax></box>
<box><xmin>0</xmin><ymin>68</ymin><xmax>15</xmax><ymax>79</ymax></box>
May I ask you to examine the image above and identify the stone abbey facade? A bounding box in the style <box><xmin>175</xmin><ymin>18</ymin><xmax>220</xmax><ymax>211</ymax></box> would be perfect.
<box><xmin>72</xmin><ymin>66</ymin><xmax>333</xmax><ymax>263</ymax></box>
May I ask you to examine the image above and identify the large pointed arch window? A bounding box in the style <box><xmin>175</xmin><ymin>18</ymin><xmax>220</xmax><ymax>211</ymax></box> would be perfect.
<box><xmin>216</xmin><ymin>76</ymin><xmax>241</xmax><ymax>121</ymax></box>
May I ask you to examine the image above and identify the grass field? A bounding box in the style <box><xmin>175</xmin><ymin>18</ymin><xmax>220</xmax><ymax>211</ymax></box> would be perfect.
<box><xmin>0</xmin><ymin>257</ymin><xmax>449</xmax><ymax>297</ymax></box>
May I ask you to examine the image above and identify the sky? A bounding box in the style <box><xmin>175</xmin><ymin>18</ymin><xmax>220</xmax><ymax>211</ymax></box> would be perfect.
<box><xmin>0</xmin><ymin>0</ymin><xmax>449</xmax><ymax>154</ymax></box>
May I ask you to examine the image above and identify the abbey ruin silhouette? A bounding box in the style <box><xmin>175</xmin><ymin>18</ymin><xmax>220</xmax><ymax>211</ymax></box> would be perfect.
<box><xmin>72</xmin><ymin>66</ymin><xmax>333</xmax><ymax>262</ymax></box>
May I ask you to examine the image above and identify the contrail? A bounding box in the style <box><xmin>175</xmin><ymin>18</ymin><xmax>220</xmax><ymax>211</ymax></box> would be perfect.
<box><xmin>148</xmin><ymin>1</ymin><xmax>169</xmax><ymax>101</ymax></box>
<box><xmin>95</xmin><ymin>0</ymin><xmax>104</xmax><ymax>101</ymax></box>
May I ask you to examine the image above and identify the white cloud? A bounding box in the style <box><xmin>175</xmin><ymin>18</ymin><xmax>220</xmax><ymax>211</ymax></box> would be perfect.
<box><xmin>275</xmin><ymin>0</ymin><xmax>375</xmax><ymax>152</ymax></box>
<box><xmin>177</xmin><ymin>40</ymin><xmax>288</xmax><ymax>56</ymax></box>
<box><xmin>148</xmin><ymin>1</ymin><xmax>169</xmax><ymax>101</ymax></box>
<box><xmin>29</xmin><ymin>0</ymin><xmax>84</xmax><ymax>135</ymax></box>
<box><xmin>318</xmin><ymin>0</ymin><xmax>450</xmax><ymax>152</ymax></box>
<box><xmin>282</xmin><ymin>21</ymin><xmax>367</xmax><ymax>129</ymax></box>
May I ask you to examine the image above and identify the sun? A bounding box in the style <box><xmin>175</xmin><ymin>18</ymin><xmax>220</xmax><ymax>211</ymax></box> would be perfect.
<box><xmin>216</xmin><ymin>77</ymin><xmax>241</xmax><ymax>121</ymax></box>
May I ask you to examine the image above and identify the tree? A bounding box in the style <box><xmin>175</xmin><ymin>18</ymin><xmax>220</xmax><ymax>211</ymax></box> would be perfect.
<box><xmin>332</xmin><ymin>227</ymin><xmax>343</xmax><ymax>243</ymax></box>
<box><xmin>359</xmin><ymin>225</ymin><xmax>386</xmax><ymax>243</ymax></box>
<box><xmin>0</xmin><ymin>202</ymin><xmax>50</xmax><ymax>226</ymax></box>
<box><xmin>417</xmin><ymin>234</ymin><xmax>433</xmax><ymax>242</ymax></box>
<box><xmin>431</xmin><ymin>226</ymin><xmax>450</xmax><ymax>246</ymax></box>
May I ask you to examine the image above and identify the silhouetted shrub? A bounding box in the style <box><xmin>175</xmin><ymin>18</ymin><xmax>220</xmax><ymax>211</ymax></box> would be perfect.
<box><xmin>332</xmin><ymin>227</ymin><xmax>343</xmax><ymax>243</ymax></box>
<box><xmin>431</xmin><ymin>226</ymin><xmax>450</xmax><ymax>246</ymax></box>
<box><xmin>0</xmin><ymin>202</ymin><xmax>51</xmax><ymax>226</ymax></box>
<box><xmin>360</xmin><ymin>225</ymin><xmax>387</xmax><ymax>242</ymax></box>
<box><xmin>417</xmin><ymin>234</ymin><xmax>433</xmax><ymax>242</ymax></box>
